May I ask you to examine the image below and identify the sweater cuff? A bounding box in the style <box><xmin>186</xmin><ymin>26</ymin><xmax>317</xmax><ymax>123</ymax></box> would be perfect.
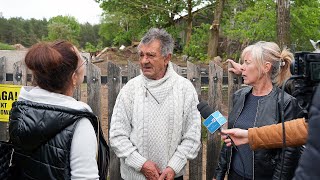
<box><xmin>125</xmin><ymin>151</ymin><xmax>147</xmax><ymax>172</ymax></box>
<box><xmin>167</xmin><ymin>154</ymin><xmax>187</xmax><ymax>174</ymax></box>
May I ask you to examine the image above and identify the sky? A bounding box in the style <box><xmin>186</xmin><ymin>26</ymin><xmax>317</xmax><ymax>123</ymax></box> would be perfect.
<box><xmin>0</xmin><ymin>0</ymin><xmax>103</xmax><ymax>24</ymax></box>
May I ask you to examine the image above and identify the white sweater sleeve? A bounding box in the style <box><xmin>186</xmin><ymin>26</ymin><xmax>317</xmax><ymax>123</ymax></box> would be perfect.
<box><xmin>109</xmin><ymin>90</ymin><xmax>147</xmax><ymax>172</ymax></box>
<box><xmin>167</xmin><ymin>85</ymin><xmax>202</xmax><ymax>173</ymax></box>
<box><xmin>70</xmin><ymin>118</ymin><xmax>99</xmax><ymax>180</ymax></box>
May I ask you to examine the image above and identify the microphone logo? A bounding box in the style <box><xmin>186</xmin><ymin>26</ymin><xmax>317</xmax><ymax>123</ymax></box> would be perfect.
<box><xmin>203</xmin><ymin>111</ymin><xmax>227</xmax><ymax>134</ymax></box>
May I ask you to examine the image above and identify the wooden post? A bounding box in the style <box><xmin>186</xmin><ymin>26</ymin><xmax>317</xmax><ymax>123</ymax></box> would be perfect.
<box><xmin>73</xmin><ymin>86</ymin><xmax>81</xmax><ymax>101</ymax></box>
<box><xmin>206</xmin><ymin>62</ymin><xmax>223</xmax><ymax>180</ymax></box>
<box><xmin>107</xmin><ymin>61</ymin><xmax>122</xmax><ymax>180</ymax></box>
<box><xmin>187</xmin><ymin>61</ymin><xmax>202</xmax><ymax>180</ymax></box>
<box><xmin>0</xmin><ymin>56</ymin><xmax>5</xmax><ymax>83</ymax></box>
<box><xmin>127</xmin><ymin>60</ymin><xmax>140</xmax><ymax>80</ymax></box>
<box><xmin>172</xmin><ymin>62</ymin><xmax>182</xmax><ymax>75</ymax></box>
<box><xmin>13</xmin><ymin>61</ymin><xmax>27</xmax><ymax>85</ymax></box>
<box><xmin>87</xmin><ymin>63</ymin><xmax>101</xmax><ymax>120</ymax></box>
<box><xmin>227</xmin><ymin>62</ymin><xmax>242</xmax><ymax>113</ymax></box>
<box><xmin>0</xmin><ymin>56</ymin><xmax>7</xmax><ymax>141</ymax></box>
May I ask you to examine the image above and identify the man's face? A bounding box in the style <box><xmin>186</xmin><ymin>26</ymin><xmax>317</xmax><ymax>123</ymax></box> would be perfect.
<box><xmin>138</xmin><ymin>40</ymin><xmax>170</xmax><ymax>80</ymax></box>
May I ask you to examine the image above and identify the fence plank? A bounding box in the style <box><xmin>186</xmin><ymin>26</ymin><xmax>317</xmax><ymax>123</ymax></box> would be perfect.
<box><xmin>187</xmin><ymin>61</ymin><xmax>202</xmax><ymax>180</ymax></box>
<box><xmin>227</xmin><ymin>63</ymin><xmax>242</xmax><ymax>113</ymax></box>
<box><xmin>172</xmin><ymin>62</ymin><xmax>182</xmax><ymax>75</ymax></box>
<box><xmin>87</xmin><ymin>63</ymin><xmax>101</xmax><ymax>119</ymax></box>
<box><xmin>206</xmin><ymin>62</ymin><xmax>223</xmax><ymax>180</ymax></box>
<box><xmin>73</xmin><ymin>86</ymin><xmax>81</xmax><ymax>101</ymax></box>
<box><xmin>127</xmin><ymin>60</ymin><xmax>140</xmax><ymax>80</ymax></box>
<box><xmin>13</xmin><ymin>61</ymin><xmax>27</xmax><ymax>85</ymax></box>
<box><xmin>187</xmin><ymin>61</ymin><xmax>201</xmax><ymax>95</ymax></box>
<box><xmin>107</xmin><ymin>61</ymin><xmax>122</xmax><ymax>180</ymax></box>
<box><xmin>0</xmin><ymin>56</ymin><xmax>8</xmax><ymax>141</ymax></box>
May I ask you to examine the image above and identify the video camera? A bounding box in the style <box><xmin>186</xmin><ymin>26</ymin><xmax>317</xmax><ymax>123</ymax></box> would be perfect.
<box><xmin>290</xmin><ymin>52</ymin><xmax>320</xmax><ymax>118</ymax></box>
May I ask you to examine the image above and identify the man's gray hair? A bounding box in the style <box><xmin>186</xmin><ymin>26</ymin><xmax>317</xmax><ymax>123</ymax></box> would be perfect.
<box><xmin>138</xmin><ymin>28</ymin><xmax>174</xmax><ymax>57</ymax></box>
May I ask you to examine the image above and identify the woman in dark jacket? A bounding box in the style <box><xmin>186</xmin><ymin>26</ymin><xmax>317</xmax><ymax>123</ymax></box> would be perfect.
<box><xmin>294</xmin><ymin>84</ymin><xmax>320</xmax><ymax>179</ymax></box>
<box><xmin>214</xmin><ymin>41</ymin><xmax>301</xmax><ymax>180</ymax></box>
<box><xmin>9</xmin><ymin>40</ymin><xmax>108</xmax><ymax>179</ymax></box>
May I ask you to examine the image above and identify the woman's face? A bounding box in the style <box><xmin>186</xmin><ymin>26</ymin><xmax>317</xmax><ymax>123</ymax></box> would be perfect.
<box><xmin>241</xmin><ymin>53</ymin><xmax>261</xmax><ymax>85</ymax></box>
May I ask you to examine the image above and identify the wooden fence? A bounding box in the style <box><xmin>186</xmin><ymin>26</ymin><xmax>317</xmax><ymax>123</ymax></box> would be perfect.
<box><xmin>0</xmin><ymin>55</ymin><xmax>242</xmax><ymax>180</ymax></box>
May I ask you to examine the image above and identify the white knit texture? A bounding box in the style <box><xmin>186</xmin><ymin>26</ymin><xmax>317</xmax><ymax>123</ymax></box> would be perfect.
<box><xmin>110</xmin><ymin>62</ymin><xmax>202</xmax><ymax>180</ymax></box>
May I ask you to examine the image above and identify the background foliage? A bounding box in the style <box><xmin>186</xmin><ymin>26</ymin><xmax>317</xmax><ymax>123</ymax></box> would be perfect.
<box><xmin>0</xmin><ymin>0</ymin><xmax>319</xmax><ymax>60</ymax></box>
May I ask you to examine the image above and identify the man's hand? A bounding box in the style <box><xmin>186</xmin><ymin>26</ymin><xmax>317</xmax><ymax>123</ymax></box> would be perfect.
<box><xmin>158</xmin><ymin>166</ymin><xmax>175</xmax><ymax>180</ymax></box>
<box><xmin>221</xmin><ymin>128</ymin><xmax>249</xmax><ymax>147</ymax></box>
<box><xmin>141</xmin><ymin>160</ymin><xmax>161</xmax><ymax>180</ymax></box>
<box><xmin>226</xmin><ymin>59</ymin><xmax>242</xmax><ymax>75</ymax></box>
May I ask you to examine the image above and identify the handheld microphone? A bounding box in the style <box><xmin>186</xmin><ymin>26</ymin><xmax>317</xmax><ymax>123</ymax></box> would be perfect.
<box><xmin>197</xmin><ymin>101</ymin><xmax>227</xmax><ymax>134</ymax></box>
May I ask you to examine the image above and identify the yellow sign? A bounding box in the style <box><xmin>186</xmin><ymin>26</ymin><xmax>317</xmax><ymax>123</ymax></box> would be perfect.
<box><xmin>0</xmin><ymin>84</ymin><xmax>22</xmax><ymax>122</ymax></box>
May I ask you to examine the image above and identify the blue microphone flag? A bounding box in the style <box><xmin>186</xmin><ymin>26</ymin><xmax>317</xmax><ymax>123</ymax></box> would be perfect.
<box><xmin>203</xmin><ymin>111</ymin><xmax>227</xmax><ymax>134</ymax></box>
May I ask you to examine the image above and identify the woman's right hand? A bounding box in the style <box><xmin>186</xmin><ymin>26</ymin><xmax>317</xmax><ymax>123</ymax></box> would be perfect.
<box><xmin>221</xmin><ymin>128</ymin><xmax>249</xmax><ymax>147</ymax></box>
<box><xmin>226</xmin><ymin>59</ymin><xmax>242</xmax><ymax>75</ymax></box>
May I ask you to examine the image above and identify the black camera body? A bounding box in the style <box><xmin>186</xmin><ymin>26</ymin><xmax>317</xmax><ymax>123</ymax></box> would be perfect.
<box><xmin>291</xmin><ymin>52</ymin><xmax>320</xmax><ymax>83</ymax></box>
<box><xmin>290</xmin><ymin>52</ymin><xmax>320</xmax><ymax>118</ymax></box>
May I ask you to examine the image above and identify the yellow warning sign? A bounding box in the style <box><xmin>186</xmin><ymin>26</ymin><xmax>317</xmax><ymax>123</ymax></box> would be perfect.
<box><xmin>0</xmin><ymin>84</ymin><xmax>22</xmax><ymax>122</ymax></box>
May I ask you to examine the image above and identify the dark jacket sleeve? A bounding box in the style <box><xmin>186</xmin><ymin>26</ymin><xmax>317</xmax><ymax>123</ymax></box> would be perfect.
<box><xmin>273</xmin><ymin>96</ymin><xmax>302</xmax><ymax>180</ymax></box>
<box><xmin>248</xmin><ymin>118</ymin><xmax>307</xmax><ymax>150</ymax></box>
<box><xmin>214</xmin><ymin>143</ymin><xmax>229</xmax><ymax>180</ymax></box>
<box><xmin>294</xmin><ymin>85</ymin><xmax>320</xmax><ymax>180</ymax></box>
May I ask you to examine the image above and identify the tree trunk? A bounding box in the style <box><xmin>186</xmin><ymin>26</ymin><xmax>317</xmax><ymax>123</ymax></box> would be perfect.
<box><xmin>276</xmin><ymin>0</ymin><xmax>291</xmax><ymax>48</ymax></box>
<box><xmin>185</xmin><ymin>0</ymin><xmax>193</xmax><ymax>46</ymax></box>
<box><xmin>208</xmin><ymin>0</ymin><xmax>225</xmax><ymax>59</ymax></box>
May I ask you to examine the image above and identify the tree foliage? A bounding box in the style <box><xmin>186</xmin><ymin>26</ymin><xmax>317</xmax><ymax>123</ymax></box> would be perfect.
<box><xmin>96</xmin><ymin>0</ymin><xmax>212</xmax><ymax>46</ymax></box>
<box><xmin>183</xmin><ymin>23</ymin><xmax>211</xmax><ymax>61</ymax></box>
<box><xmin>47</xmin><ymin>16</ymin><xmax>81</xmax><ymax>45</ymax></box>
<box><xmin>0</xmin><ymin>0</ymin><xmax>319</xmax><ymax>56</ymax></box>
<box><xmin>290</xmin><ymin>0</ymin><xmax>320</xmax><ymax>51</ymax></box>
<box><xmin>0</xmin><ymin>16</ymin><xmax>102</xmax><ymax>50</ymax></box>
<box><xmin>223</xmin><ymin>0</ymin><xmax>276</xmax><ymax>43</ymax></box>
<box><xmin>0</xmin><ymin>17</ymin><xmax>48</xmax><ymax>47</ymax></box>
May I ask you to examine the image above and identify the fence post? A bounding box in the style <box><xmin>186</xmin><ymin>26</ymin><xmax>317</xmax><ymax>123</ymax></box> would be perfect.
<box><xmin>206</xmin><ymin>61</ymin><xmax>223</xmax><ymax>180</ymax></box>
<box><xmin>187</xmin><ymin>61</ymin><xmax>202</xmax><ymax>180</ymax></box>
<box><xmin>13</xmin><ymin>61</ymin><xmax>27</xmax><ymax>85</ymax></box>
<box><xmin>127</xmin><ymin>60</ymin><xmax>140</xmax><ymax>80</ymax></box>
<box><xmin>0</xmin><ymin>56</ymin><xmax>7</xmax><ymax>141</ymax></box>
<box><xmin>87</xmin><ymin>63</ymin><xmax>101</xmax><ymax>120</ymax></box>
<box><xmin>107</xmin><ymin>61</ymin><xmax>122</xmax><ymax>180</ymax></box>
<box><xmin>227</xmin><ymin>62</ymin><xmax>242</xmax><ymax>113</ymax></box>
<box><xmin>172</xmin><ymin>62</ymin><xmax>182</xmax><ymax>75</ymax></box>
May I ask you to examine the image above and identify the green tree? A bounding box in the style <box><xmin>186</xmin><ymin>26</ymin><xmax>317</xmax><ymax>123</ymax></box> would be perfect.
<box><xmin>183</xmin><ymin>23</ymin><xmax>211</xmax><ymax>61</ymax></box>
<box><xmin>79</xmin><ymin>23</ymin><xmax>101</xmax><ymax>49</ymax></box>
<box><xmin>290</xmin><ymin>0</ymin><xmax>320</xmax><ymax>51</ymax></box>
<box><xmin>96</xmin><ymin>0</ymin><xmax>211</xmax><ymax>46</ymax></box>
<box><xmin>223</xmin><ymin>0</ymin><xmax>276</xmax><ymax>43</ymax></box>
<box><xmin>47</xmin><ymin>15</ymin><xmax>81</xmax><ymax>45</ymax></box>
<box><xmin>222</xmin><ymin>0</ymin><xmax>320</xmax><ymax>52</ymax></box>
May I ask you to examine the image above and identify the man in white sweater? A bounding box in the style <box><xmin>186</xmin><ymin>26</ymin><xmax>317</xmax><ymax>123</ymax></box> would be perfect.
<box><xmin>109</xmin><ymin>28</ymin><xmax>202</xmax><ymax>180</ymax></box>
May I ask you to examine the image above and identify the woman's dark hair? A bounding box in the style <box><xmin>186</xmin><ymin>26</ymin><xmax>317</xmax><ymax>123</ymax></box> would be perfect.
<box><xmin>25</xmin><ymin>40</ymin><xmax>79</xmax><ymax>93</ymax></box>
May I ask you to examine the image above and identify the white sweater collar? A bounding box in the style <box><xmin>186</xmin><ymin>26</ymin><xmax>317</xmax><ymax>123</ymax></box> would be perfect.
<box><xmin>18</xmin><ymin>86</ymin><xmax>92</xmax><ymax>112</ymax></box>
<box><xmin>142</xmin><ymin>62</ymin><xmax>177</xmax><ymax>88</ymax></box>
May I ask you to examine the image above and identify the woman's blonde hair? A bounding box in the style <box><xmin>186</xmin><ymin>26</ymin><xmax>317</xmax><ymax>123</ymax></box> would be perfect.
<box><xmin>241</xmin><ymin>41</ymin><xmax>293</xmax><ymax>86</ymax></box>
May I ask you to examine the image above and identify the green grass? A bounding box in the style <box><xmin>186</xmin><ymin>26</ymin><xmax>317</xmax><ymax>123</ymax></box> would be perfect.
<box><xmin>0</xmin><ymin>42</ymin><xmax>14</xmax><ymax>50</ymax></box>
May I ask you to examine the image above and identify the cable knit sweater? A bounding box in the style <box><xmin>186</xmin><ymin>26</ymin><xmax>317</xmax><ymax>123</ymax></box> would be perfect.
<box><xmin>110</xmin><ymin>62</ymin><xmax>201</xmax><ymax>180</ymax></box>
